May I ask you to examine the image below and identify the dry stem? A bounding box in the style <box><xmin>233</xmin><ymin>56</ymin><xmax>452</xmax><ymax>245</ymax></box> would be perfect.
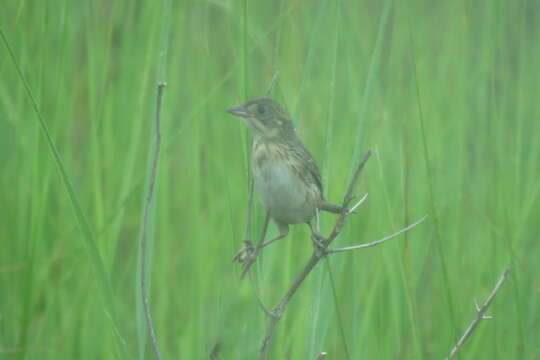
<box><xmin>445</xmin><ymin>267</ymin><xmax>512</xmax><ymax>359</ymax></box>
<box><xmin>140</xmin><ymin>82</ymin><xmax>167</xmax><ymax>360</ymax></box>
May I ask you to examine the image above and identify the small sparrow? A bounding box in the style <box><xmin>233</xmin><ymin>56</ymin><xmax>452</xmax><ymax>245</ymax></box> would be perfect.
<box><xmin>228</xmin><ymin>98</ymin><xmax>343</xmax><ymax>276</ymax></box>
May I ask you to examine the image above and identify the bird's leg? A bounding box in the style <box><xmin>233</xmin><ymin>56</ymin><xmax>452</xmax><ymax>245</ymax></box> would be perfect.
<box><xmin>257</xmin><ymin>221</ymin><xmax>289</xmax><ymax>249</ymax></box>
<box><xmin>240</xmin><ymin>221</ymin><xmax>289</xmax><ymax>278</ymax></box>
<box><xmin>234</xmin><ymin>214</ymin><xmax>290</xmax><ymax>278</ymax></box>
<box><xmin>233</xmin><ymin>212</ymin><xmax>270</xmax><ymax>263</ymax></box>
<box><xmin>232</xmin><ymin>240</ymin><xmax>254</xmax><ymax>262</ymax></box>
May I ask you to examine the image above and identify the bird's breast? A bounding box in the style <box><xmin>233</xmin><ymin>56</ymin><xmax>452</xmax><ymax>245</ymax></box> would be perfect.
<box><xmin>251</xmin><ymin>140</ymin><xmax>320</xmax><ymax>224</ymax></box>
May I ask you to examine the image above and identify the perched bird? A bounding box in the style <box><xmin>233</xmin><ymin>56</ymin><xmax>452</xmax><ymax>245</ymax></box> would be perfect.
<box><xmin>227</xmin><ymin>98</ymin><xmax>343</xmax><ymax>275</ymax></box>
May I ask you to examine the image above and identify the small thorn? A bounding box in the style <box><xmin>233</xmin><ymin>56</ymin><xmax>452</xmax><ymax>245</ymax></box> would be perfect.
<box><xmin>347</xmin><ymin>193</ymin><xmax>368</xmax><ymax>215</ymax></box>
<box><xmin>474</xmin><ymin>299</ymin><xmax>481</xmax><ymax>312</ymax></box>
<box><xmin>482</xmin><ymin>315</ymin><xmax>493</xmax><ymax>320</ymax></box>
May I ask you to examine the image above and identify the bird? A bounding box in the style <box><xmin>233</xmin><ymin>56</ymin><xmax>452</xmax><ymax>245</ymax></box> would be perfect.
<box><xmin>227</xmin><ymin>98</ymin><xmax>345</xmax><ymax>277</ymax></box>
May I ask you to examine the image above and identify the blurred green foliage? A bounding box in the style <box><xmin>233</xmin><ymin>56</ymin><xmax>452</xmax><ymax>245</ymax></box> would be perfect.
<box><xmin>1</xmin><ymin>0</ymin><xmax>539</xmax><ymax>359</ymax></box>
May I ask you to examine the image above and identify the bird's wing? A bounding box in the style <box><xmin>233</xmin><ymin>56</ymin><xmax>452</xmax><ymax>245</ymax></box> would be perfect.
<box><xmin>292</xmin><ymin>140</ymin><xmax>324</xmax><ymax>197</ymax></box>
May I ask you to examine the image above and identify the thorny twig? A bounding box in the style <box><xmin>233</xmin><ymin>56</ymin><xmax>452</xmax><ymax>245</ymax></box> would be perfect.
<box><xmin>257</xmin><ymin>150</ymin><xmax>427</xmax><ymax>359</ymax></box>
<box><xmin>140</xmin><ymin>82</ymin><xmax>167</xmax><ymax>360</ymax></box>
<box><xmin>445</xmin><ymin>267</ymin><xmax>513</xmax><ymax>359</ymax></box>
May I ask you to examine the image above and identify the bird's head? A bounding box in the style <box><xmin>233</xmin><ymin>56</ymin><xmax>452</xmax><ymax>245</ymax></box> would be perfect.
<box><xmin>227</xmin><ymin>98</ymin><xmax>295</xmax><ymax>140</ymax></box>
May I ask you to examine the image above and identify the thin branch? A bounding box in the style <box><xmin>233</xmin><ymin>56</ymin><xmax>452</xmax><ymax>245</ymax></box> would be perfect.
<box><xmin>250</xmin><ymin>280</ymin><xmax>275</xmax><ymax>318</ymax></box>
<box><xmin>140</xmin><ymin>82</ymin><xmax>167</xmax><ymax>360</ymax></box>
<box><xmin>343</xmin><ymin>151</ymin><xmax>372</xmax><ymax>207</ymax></box>
<box><xmin>259</xmin><ymin>254</ymin><xmax>321</xmax><ymax>358</ymax></box>
<box><xmin>257</xmin><ymin>150</ymin><xmax>428</xmax><ymax>359</ymax></box>
<box><xmin>327</xmin><ymin>215</ymin><xmax>427</xmax><ymax>254</ymax></box>
<box><xmin>445</xmin><ymin>267</ymin><xmax>512</xmax><ymax>359</ymax></box>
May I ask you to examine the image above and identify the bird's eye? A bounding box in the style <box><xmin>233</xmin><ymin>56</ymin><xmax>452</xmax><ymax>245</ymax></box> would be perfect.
<box><xmin>257</xmin><ymin>104</ymin><xmax>267</xmax><ymax>115</ymax></box>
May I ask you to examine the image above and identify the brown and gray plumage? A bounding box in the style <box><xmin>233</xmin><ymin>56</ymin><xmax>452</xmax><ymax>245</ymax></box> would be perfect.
<box><xmin>227</xmin><ymin>98</ymin><xmax>342</xmax><ymax>272</ymax></box>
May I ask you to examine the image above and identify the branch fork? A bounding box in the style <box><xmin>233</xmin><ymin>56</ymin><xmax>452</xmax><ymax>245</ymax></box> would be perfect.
<box><xmin>251</xmin><ymin>150</ymin><xmax>428</xmax><ymax>359</ymax></box>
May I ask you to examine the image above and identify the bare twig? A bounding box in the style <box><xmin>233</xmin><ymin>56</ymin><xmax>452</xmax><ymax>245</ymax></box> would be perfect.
<box><xmin>345</xmin><ymin>153</ymin><xmax>370</xmax><ymax>203</ymax></box>
<box><xmin>327</xmin><ymin>215</ymin><xmax>427</xmax><ymax>254</ymax></box>
<box><xmin>257</xmin><ymin>150</ymin><xmax>427</xmax><ymax>359</ymax></box>
<box><xmin>239</xmin><ymin>212</ymin><xmax>271</xmax><ymax>278</ymax></box>
<box><xmin>140</xmin><ymin>82</ymin><xmax>167</xmax><ymax>360</ymax></box>
<box><xmin>445</xmin><ymin>267</ymin><xmax>512</xmax><ymax>359</ymax></box>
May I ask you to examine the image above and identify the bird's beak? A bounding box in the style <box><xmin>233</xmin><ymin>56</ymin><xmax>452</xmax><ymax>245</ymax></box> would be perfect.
<box><xmin>227</xmin><ymin>103</ymin><xmax>267</xmax><ymax>134</ymax></box>
<box><xmin>227</xmin><ymin>104</ymin><xmax>249</xmax><ymax>118</ymax></box>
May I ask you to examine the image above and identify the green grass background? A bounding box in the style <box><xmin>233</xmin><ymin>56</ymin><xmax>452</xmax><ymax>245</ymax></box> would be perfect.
<box><xmin>1</xmin><ymin>0</ymin><xmax>539</xmax><ymax>359</ymax></box>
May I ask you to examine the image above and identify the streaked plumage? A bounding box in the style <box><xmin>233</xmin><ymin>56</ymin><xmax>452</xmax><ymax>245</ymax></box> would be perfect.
<box><xmin>251</xmin><ymin>136</ymin><xmax>322</xmax><ymax>224</ymax></box>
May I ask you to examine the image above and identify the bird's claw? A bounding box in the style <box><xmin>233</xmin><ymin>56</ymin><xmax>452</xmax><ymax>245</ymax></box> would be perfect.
<box><xmin>233</xmin><ymin>241</ymin><xmax>259</xmax><ymax>278</ymax></box>
<box><xmin>232</xmin><ymin>240</ymin><xmax>254</xmax><ymax>262</ymax></box>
